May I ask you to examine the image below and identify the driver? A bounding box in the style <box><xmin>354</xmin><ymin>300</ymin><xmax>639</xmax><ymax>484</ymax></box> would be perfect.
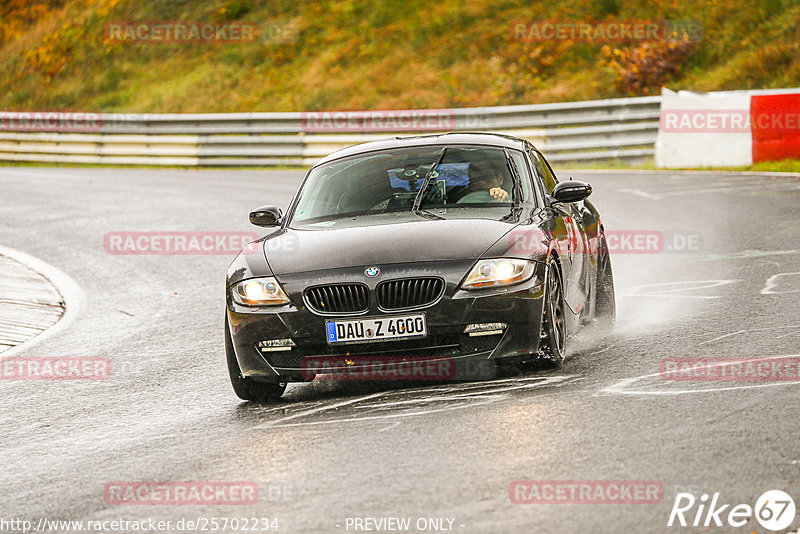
<box><xmin>457</xmin><ymin>161</ymin><xmax>510</xmax><ymax>203</ymax></box>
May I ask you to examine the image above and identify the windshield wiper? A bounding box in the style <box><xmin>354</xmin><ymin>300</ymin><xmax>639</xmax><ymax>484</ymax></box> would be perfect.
<box><xmin>412</xmin><ymin>147</ymin><xmax>447</xmax><ymax>214</ymax></box>
<box><xmin>415</xmin><ymin>208</ymin><xmax>445</xmax><ymax>220</ymax></box>
<box><xmin>504</xmin><ymin>148</ymin><xmax>523</xmax><ymax>208</ymax></box>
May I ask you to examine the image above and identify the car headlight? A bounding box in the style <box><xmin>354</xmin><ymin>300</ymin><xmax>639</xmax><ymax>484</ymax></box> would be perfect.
<box><xmin>460</xmin><ymin>259</ymin><xmax>537</xmax><ymax>290</ymax></box>
<box><xmin>230</xmin><ymin>277</ymin><xmax>291</xmax><ymax>306</ymax></box>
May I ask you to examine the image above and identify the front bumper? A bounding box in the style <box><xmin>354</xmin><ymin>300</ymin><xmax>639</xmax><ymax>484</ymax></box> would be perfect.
<box><xmin>226</xmin><ymin>260</ymin><xmax>547</xmax><ymax>382</ymax></box>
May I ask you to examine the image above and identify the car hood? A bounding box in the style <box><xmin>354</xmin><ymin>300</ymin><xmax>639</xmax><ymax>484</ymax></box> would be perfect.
<box><xmin>263</xmin><ymin>218</ymin><xmax>518</xmax><ymax>275</ymax></box>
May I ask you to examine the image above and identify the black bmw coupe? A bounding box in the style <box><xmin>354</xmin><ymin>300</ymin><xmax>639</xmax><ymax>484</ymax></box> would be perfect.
<box><xmin>225</xmin><ymin>133</ymin><xmax>615</xmax><ymax>400</ymax></box>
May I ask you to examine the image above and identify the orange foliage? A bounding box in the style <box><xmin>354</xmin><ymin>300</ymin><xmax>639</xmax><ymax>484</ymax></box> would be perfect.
<box><xmin>602</xmin><ymin>35</ymin><xmax>696</xmax><ymax>94</ymax></box>
<box><xmin>0</xmin><ymin>0</ymin><xmax>55</xmax><ymax>43</ymax></box>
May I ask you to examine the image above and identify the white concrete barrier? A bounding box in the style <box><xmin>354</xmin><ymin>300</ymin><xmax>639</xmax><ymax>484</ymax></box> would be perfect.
<box><xmin>656</xmin><ymin>87</ymin><xmax>800</xmax><ymax>168</ymax></box>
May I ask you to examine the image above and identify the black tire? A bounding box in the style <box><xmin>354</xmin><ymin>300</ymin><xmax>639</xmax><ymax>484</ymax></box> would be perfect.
<box><xmin>225</xmin><ymin>315</ymin><xmax>287</xmax><ymax>401</ymax></box>
<box><xmin>538</xmin><ymin>258</ymin><xmax>567</xmax><ymax>367</ymax></box>
<box><xmin>595</xmin><ymin>233</ymin><xmax>616</xmax><ymax>332</ymax></box>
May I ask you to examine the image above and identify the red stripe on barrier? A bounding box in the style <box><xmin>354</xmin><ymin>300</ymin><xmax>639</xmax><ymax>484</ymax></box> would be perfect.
<box><xmin>751</xmin><ymin>94</ymin><xmax>800</xmax><ymax>162</ymax></box>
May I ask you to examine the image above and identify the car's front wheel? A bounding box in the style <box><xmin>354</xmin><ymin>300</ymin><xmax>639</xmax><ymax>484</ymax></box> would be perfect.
<box><xmin>225</xmin><ymin>315</ymin><xmax>287</xmax><ymax>401</ymax></box>
<box><xmin>538</xmin><ymin>258</ymin><xmax>566</xmax><ymax>367</ymax></box>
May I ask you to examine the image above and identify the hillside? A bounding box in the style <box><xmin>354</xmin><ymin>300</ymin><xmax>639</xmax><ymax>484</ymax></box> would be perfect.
<box><xmin>1</xmin><ymin>0</ymin><xmax>799</xmax><ymax>113</ymax></box>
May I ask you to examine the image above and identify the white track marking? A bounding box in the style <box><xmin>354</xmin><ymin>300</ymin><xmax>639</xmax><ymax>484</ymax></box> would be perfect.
<box><xmin>355</xmin><ymin>394</ymin><xmax>510</xmax><ymax>408</ymax></box>
<box><xmin>618</xmin><ymin>178</ymin><xmax>800</xmax><ymax>200</ymax></box>
<box><xmin>698</xmin><ymin>330</ymin><xmax>746</xmax><ymax>346</ymax></box>
<box><xmin>619</xmin><ymin>181</ymin><xmax>799</xmax><ymax>200</ymax></box>
<box><xmin>1</xmin><ymin>169</ymin><xmax>89</xmax><ymax>180</ymax></box>
<box><xmin>600</xmin><ymin>354</ymin><xmax>800</xmax><ymax>396</ymax></box>
<box><xmin>252</xmin><ymin>392</ymin><xmax>385</xmax><ymax>428</ymax></box>
<box><xmin>777</xmin><ymin>331</ymin><xmax>800</xmax><ymax>339</ymax></box>
<box><xmin>588</xmin><ymin>342</ymin><xmax>619</xmax><ymax>355</ymax></box>
<box><xmin>622</xmin><ymin>279</ymin><xmax>740</xmax><ymax>299</ymax></box>
<box><xmin>683</xmin><ymin>249</ymin><xmax>800</xmax><ymax>264</ymax></box>
<box><xmin>616</xmin><ymin>178</ymin><xmax>800</xmax><ymax>202</ymax></box>
<box><xmin>355</xmin><ymin>393</ymin><xmax>509</xmax><ymax>413</ymax></box>
<box><xmin>761</xmin><ymin>272</ymin><xmax>800</xmax><ymax>295</ymax></box>
<box><xmin>252</xmin><ymin>398</ymin><xmax>503</xmax><ymax>428</ymax></box>
<box><xmin>0</xmin><ymin>244</ymin><xmax>84</xmax><ymax>356</ymax></box>
<box><xmin>355</xmin><ymin>374</ymin><xmax>570</xmax><ymax>397</ymax></box>
<box><xmin>447</xmin><ymin>380</ymin><xmax>573</xmax><ymax>396</ymax></box>
<box><xmin>699</xmin><ymin>325</ymin><xmax>800</xmax><ymax>345</ymax></box>
<box><xmin>569</xmin><ymin>169</ymin><xmax>800</xmax><ymax>177</ymax></box>
<box><xmin>253</xmin><ymin>375</ymin><xmax>576</xmax><ymax>428</ymax></box>
<box><xmin>617</xmin><ymin>188</ymin><xmax>663</xmax><ymax>200</ymax></box>
<box><xmin>656</xmin><ymin>182</ymin><xmax>800</xmax><ymax>196</ymax></box>
<box><xmin>353</xmin><ymin>380</ymin><xmax>566</xmax><ymax>408</ymax></box>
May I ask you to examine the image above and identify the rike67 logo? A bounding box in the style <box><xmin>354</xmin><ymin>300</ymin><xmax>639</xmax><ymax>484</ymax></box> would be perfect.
<box><xmin>668</xmin><ymin>490</ymin><xmax>796</xmax><ymax>531</ymax></box>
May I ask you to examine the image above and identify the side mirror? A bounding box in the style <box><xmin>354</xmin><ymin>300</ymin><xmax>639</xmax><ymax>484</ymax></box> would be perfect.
<box><xmin>552</xmin><ymin>180</ymin><xmax>592</xmax><ymax>203</ymax></box>
<box><xmin>249</xmin><ymin>205</ymin><xmax>282</xmax><ymax>227</ymax></box>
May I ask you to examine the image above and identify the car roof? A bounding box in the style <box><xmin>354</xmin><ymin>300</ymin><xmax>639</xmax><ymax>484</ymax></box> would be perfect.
<box><xmin>311</xmin><ymin>132</ymin><xmax>537</xmax><ymax>167</ymax></box>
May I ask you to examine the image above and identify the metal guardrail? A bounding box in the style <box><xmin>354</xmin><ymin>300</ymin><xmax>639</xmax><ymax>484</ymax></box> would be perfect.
<box><xmin>0</xmin><ymin>96</ymin><xmax>662</xmax><ymax>166</ymax></box>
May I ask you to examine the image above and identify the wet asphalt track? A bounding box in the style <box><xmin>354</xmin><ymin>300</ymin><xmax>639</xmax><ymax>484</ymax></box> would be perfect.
<box><xmin>1</xmin><ymin>166</ymin><xmax>800</xmax><ymax>533</ymax></box>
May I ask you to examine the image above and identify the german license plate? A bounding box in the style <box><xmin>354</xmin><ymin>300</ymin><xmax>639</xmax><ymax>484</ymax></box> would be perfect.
<box><xmin>325</xmin><ymin>314</ymin><xmax>426</xmax><ymax>344</ymax></box>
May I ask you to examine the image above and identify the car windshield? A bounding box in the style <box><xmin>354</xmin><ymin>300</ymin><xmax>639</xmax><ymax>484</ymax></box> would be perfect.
<box><xmin>290</xmin><ymin>145</ymin><xmax>529</xmax><ymax>227</ymax></box>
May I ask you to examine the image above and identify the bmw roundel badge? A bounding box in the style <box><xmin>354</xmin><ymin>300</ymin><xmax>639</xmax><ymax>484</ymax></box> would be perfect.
<box><xmin>365</xmin><ymin>266</ymin><xmax>380</xmax><ymax>278</ymax></box>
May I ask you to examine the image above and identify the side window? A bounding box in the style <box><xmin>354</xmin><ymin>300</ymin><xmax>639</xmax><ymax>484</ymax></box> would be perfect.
<box><xmin>530</xmin><ymin>150</ymin><xmax>558</xmax><ymax>194</ymax></box>
<box><xmin>521</xmin><ymin>151</ymin><xmax>545</xmax><ymax>206</ymax></box>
